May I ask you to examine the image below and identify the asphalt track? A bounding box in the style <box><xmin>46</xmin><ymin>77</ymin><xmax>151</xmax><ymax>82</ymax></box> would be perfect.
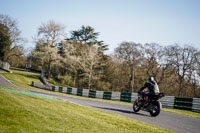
<box><xmin>0</xmin><ymin>72</ymin><xmax>200</xmax><ymax>133</ymax></box>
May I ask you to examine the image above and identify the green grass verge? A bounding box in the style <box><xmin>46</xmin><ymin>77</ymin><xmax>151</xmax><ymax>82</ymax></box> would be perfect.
<box><xmin>0</xmin><ymin>86</ymin><xmax>28</xmax><ymax>91</ymax></box>
<box><xmin>162</xmin><ymin>108</ymin><xmax>200</xmax><ymax>119</ymax></box>
<box><xmin>0</xmin><ymin>86</ymin><xmax>173</xmax><ymax>133</ymax></box>
<box><xmin>0</xmin><ymin>73</ymin><xmax>41</xmax><ymax>90</ymax></box>
<box><xmin>46</xmin><ymin>78</ymin><xmax>62</xmax><ymax>86</ymax></box>
<box><xmin>10</xmin><ymin>67</ymin><xmax>40</xmax><ymax>75</ymax></box>
<box><xmin>1</xmin><ymin>72</ymin><xmax>199</xmax><ymax>119</ymax></box>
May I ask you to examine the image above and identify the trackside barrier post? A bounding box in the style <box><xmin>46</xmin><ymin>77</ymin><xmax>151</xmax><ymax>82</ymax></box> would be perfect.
<box><xmin>103</xmin><ymin>92</ymin><xmax>112</xmax><ymax>100</ymax></box>
<box><xmin>31</xmin><ymin>81</ymin><xmax>34</xmax><ymax>86</ymax></box>
<box><xmin>131</xmin><ymin>93</ymin><xmax>137</xmax><ymax>103</ymax></box>
<box><xmin>77</xmin><ymin>88</ymin><xmax>83</xmax><ymax>96</ymax></box>
<box><xmin>71</xmin><ymin>88</ymin><xmax>77</xmax><ymax>95</ymax></box>
<box><xmin>62</xmin><ymin>87</ymin><xmax>67</xmax><ymax>93</ymax></box>
<box><xmin>192</xmin><ymin>98</ymin><xmax>200</xmax><ymax>113</ymax></box>
<box><xmin>52</xmin><ymin>86</ymin><xmax>55</xmax><ymax>91</ymax></box>
<box><xmin>96</xmin><ymin>91</ymin><xmax>104</xmax><ymax>99</ymax></box>
<box><xmin>82</xmin><ymin>89</ymin><xmax>89</xmax><ymax>97</ymax></box>
<box><xmin>161</xmin><ymin>96</ymin><xmax>175</xmax><ymax>108</ymax></box>
<box><xmin>67</xmin><ymin>88</ymin><xmax>72</xmax><ymax>94</ymax></box>
<box><xmin>174</xmin><ymin>97</ymin><xmax>193</xmax><ymax>111</ymax></box>
<box><xmin>111</xmin><ymin>92</ymin><xmax>121</xmax><ymax>101</ymax></box>
<box><xmin>59</xmin><ymin>87</ymin><xmax>63</xmax><ymax>93</ymax></box>
<box><xmin>89</xmin><ymin>90</ymin><xmax>96</xmax><ymax>98</ymax></box>
<box><xmin>120</xmin><ymin>92</ymin><xmax>132</xmax><ymax>102</ymax></box>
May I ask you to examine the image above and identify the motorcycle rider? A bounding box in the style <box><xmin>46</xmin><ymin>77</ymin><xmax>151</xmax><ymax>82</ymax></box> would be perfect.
<box><xmin>137</xmin><ymin>76</ymin><xmax>160</xmax><ymax>105</ymax></box>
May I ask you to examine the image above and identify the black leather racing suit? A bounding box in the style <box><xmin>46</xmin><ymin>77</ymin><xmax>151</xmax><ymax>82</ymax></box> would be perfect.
<box><xmin>138</xmin><ymin>81</ymin><xmax>156</xmax><ymax>95</ymax></box>
<box><xmin>138</xmin><ymin>81</ymin><xmax>157</xmax><ymax>101</ymax></box>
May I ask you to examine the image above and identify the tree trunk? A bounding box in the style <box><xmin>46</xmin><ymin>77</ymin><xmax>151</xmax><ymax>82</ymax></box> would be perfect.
<box><xmin>88</xmin><ymin>64</ymin><xmax>93</xmax><ymax>90</ymax></box>
<box><xmin>74</xmin><ymin>71</ymin><xmax>78</xmax><ymax>88</ymax></box>
<box><xmin>47</xmin><ymin>60</ymin><xmax>51</xmax><ymax>79</ymax></box>
<box><xmin>75</xmin><ymin>70</ymin><xmax>81</xmax><ymax>88</ymax></box>
<box><xmin>178</xmin><ymin>81</ymin><xmax>183</xmax><ymax>97</ymax></box>
<box><xmin>129</xmin><ymin>65</ymin><xmax>134</xmax><ymax>92</ymax></box>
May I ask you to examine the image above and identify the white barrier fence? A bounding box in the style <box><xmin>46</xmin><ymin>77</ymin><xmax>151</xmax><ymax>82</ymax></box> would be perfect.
<box><xmin>0</xmin><ymin>60</ymin><xmax>10</xmax><ymax>71</ymax></box>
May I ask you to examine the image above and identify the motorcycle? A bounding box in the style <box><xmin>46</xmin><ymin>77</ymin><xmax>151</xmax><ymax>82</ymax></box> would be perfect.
<box><xmin>133</xmin><ymin>92</ymin><xmax>165</xmax><ymax>117</ymax></box>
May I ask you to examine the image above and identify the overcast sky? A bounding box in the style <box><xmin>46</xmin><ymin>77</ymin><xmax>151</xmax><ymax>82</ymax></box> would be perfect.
<box><xmin>1</xmin><ymin>0</ymin><xmax>200</xmax><ymax>53</ymax></box>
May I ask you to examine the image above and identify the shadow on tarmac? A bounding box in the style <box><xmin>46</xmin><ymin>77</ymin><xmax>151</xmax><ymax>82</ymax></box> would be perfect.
<box><xmin>93</xmin><ymin>106</ymin><xmax>151</xmax><ymax>117</ymax></box>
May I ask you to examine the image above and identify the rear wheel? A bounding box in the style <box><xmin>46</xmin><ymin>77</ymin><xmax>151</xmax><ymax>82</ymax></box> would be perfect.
<box><xmin>133</xmin><ymin>100</ymin><xmax>141</xmax><ymax>112</ymax></box>
<box><xmin>149</xmin><ymin>101</ymin><xmax>160</xmax><ymax>117</ymax></box>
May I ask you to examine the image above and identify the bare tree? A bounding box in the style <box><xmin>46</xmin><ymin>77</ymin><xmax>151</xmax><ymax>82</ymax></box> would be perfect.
<box><xmin>143</xmin><ymin>43</ymin><xmax>173</xmax><ymax>86</ymax></box>
<box><xmin>165</xmin><ymin>45</ymin><xmax>197</xmax><ymax>97</ymax></box>
<box><xmin>115</xmin><ymin>42</ymin><xmax>142</xmax><ymax>92</ymax></box>
<box><xmin>38</xmin><ymin>20</ymin><xmax>65</xmax><ymax>46</ymax></box>
<box><xmin>109</xmin><ymin>54</ymin><xmax>130</xmax><ymax>91</ymax></box>
<box><xmin>195</xmin><ymin>50</ymin><xmax>200</xmax><ymax>78</ymax></box>
<box><xmin>191</xmin><ymin>50</ymin><xmax>200</xmax><ymax>97</ymax></box>
<box><xmin>31</xmin><ymin>20</ymin><xmax>65</xmax><ymax>78</ymax></box>
<box><xmin>143</xmin><ymin>43</ymin><xmax>163</xmax><ymax>81</ymax></box>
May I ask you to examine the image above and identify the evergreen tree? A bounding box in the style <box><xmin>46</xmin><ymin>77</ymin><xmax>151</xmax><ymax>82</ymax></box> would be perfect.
<box><xmin>69</xmin><ymin>25</ymin><xmax>108</xmax><ymax>51</ymax></box>
<box><xmin>0</xmin><ymin>24</ymin><xmax>11</xmax><ymax>61</ymax></box>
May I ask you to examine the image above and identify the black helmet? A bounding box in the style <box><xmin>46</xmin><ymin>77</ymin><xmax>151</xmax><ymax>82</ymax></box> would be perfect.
<box><xmin>147</xmin><ymin>76</ymin><xmax>154</xmax><ymax>82</ymax></box>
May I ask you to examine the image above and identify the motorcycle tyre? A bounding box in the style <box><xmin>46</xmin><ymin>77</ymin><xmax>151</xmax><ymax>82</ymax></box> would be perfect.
<box><xmin>149</xmin><ymin>101</ymin><xmax>161</xmax><ymax>117</ymax></box>
<box><xmin>133</xmin><ymin>100</ymin><xmax>141</xmax><ymax>112</ymax></box>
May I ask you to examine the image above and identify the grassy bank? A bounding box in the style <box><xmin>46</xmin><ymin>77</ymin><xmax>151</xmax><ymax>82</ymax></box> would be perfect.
<box><xmin>0</xmin><ymin>87</ymin><xmax>173</xmax><ymax>133</ymax></box>
<box><xmin>0</xmin><ymin>73</ymin><xmax>40</xmax><ymax>90</ymax></box>
<box><xmin>10</xmin><ymin>67</ymin><xmax>40</xmax><ymax>75</ymax></box>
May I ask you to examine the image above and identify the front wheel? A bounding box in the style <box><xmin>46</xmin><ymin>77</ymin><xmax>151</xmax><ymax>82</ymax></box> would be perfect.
<box><xmin>149</xmin><ymin>101</ymin><xmax>161</xmax><ymax>117</ymax></box>
<box><xmin>133</xmin><ymin>100</ymin><xmax>141</xmax><ymax>112</ymax></box>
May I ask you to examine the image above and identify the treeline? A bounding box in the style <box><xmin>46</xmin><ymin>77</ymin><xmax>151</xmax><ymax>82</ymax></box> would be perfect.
<box><xmin>1</xmin><ymin>15</ymin><xmax>200</xmax><ymax>97</ymax></box>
